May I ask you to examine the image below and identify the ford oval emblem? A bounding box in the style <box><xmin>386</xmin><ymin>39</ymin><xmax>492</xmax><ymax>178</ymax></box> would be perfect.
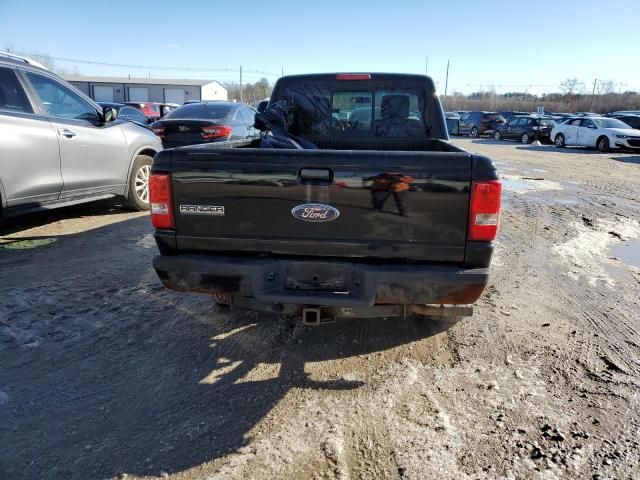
<box><xmin>291</xmin><ymin>203</ymin><xmax>340</xmax><ymax>222</ymax></box>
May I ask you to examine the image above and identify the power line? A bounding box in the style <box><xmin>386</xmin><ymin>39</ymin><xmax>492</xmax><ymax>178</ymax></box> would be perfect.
<box><xmin>11</xmin><ymin>51</ymin><xmax>281</xmax><ymax>77</ymax></box>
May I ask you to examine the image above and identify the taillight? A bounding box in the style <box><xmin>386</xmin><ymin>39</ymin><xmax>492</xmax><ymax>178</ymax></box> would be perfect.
<box><xmin>142</xmin><ymin>105</ymin><xmax>155</xmax><ymax>117</ymax></box>
<box><xmin>149</xmin><ymin>172</ymin><xmax>174</xmax><ymax>230</ymax></box>
<box><xmin>152</xmin><ymin>125</ymin><xmax>166</xmax><ymax>138</ymax></box>
<box><xmin>336</xmin><ymin>73</ymin><xmax>371</xmax><ymax>80</ymax></box>
<box><xmin>201</xmin><ymin>125</ymin><xmax>232</xmax><ymax>139</ymax></box>
<box><xmin>468</xmin><ymin>180</ymin><xmax>501</xmax><ymax>241</ymax></box>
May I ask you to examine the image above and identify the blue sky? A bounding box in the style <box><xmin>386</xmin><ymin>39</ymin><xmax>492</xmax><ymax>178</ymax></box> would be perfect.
<box><xmin>1</xmin><ymin>0</ymin><xmax>639</xmax><ymax>94</ymax></box>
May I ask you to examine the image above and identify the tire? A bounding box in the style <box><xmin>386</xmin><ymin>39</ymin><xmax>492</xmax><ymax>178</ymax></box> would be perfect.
<box><xmin>597</xmin><ymin>136</ymin><xmax>609</xmax><ymax>153</ymax></box>
<box><xmin>470</xmin><ymin>126</ymin><xmax>479</xmax><ymax>138</ymax></box>
<box><xmin>521</xmin><ymin>132</ymin><xmax>531</xmax><ymax>144</ymax></box>
<box><xmin>554</xmin><ymin>134</ymin><xmax>566</xmax><ymax>148</ymax></box>
<box><xmin>124</xmin><ymin>155</ymin><xmax>153</xmax><ymax>211</ymax></box>
<box><xmin>494</xmin><ymin>131</ymin><xmax>502</xmax><ymax>141</ymax></box>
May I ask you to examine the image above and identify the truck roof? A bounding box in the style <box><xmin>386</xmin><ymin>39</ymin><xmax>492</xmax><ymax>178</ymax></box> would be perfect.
<box><xmin>278</xmin><ymin>73</ymin><xmax>436</xmax><ymax>90</ymax></box>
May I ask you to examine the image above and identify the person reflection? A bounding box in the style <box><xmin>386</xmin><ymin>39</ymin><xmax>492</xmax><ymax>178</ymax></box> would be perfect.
<box><xmin>365</xmin><ymin>172</ymin><xmax>414</xmax><ymax>216</ymax></box>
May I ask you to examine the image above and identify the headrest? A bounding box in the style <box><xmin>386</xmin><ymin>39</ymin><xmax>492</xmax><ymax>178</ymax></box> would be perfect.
<box><xmin>0</xmin><ymin>87</ymin><xmax>6</xmax><ymax>107</ymax></box>
<box><xmin>380</xmin><ymin>95</ymin><xmax>410</xmax><ymax>119</ymax></box>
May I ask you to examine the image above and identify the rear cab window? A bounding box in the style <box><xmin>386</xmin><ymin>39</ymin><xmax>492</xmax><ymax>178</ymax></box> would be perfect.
<box><xmin>274</xmin><ymin>76</ymin><xmax>434</xmax><ymax>138</ymax></box>
<box><xmin>0</xmin><ymin>67</ymin><xmax>34</xmax><ymax>114</ymax></box>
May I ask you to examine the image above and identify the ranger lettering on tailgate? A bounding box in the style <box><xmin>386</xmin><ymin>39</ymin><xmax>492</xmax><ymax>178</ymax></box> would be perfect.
<box><xmin>179</xmin><ymin>205</ymin><xmax>225</xmax><ymax>215</ymax></box>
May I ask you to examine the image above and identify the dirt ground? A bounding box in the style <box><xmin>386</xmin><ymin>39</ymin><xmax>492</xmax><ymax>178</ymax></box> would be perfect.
<box><xmin>1</xmin><ymin>139</ymin><xmax>639</xmax><ymax>480</ymax></box>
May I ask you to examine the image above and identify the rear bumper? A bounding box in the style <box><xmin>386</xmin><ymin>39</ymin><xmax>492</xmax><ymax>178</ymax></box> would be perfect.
<box><xmin>153</xmin><ymin>254</ymin><xmax>489</xmax><ymax>307</ymax></box>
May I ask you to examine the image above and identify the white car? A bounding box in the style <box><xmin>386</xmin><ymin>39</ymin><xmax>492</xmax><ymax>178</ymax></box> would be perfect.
<box><xmin>550</xmin><ymin>117</ymin><xmax>640</xmax><ymax>152</ymax></box>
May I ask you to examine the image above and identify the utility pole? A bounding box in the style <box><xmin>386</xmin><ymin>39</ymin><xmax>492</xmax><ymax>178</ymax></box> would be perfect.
<box><xmin>425</xmin><ymin>56</ymin><xmax>428</xmax><ymax>76</ymax></box>
<box><xmin>444</xmin><ymin>59</ymin><xmax>450</xmax><ymax>97</ymax></box>
<box><xmin>590</xmin><ymin>78</ymin><xmax>597</xmax><ymax>111</ymax></box>
<box><xmin>239</xmin><ymin>66</ymin><xmax>243</xmax><ymax>102</ymax></box>
<box><xmin>281</xmin><ymin>66</ymin><xmax>284</xmax><ymax>77</ymax></box>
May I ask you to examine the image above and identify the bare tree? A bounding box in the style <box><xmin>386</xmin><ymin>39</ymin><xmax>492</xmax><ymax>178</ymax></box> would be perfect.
<box><xmin>559</xmin><ymin>78</ymin><xmax>585</xmax><ymax>96</ymax></box>
<box><xmin>559</xmin><ymin>78</ymin><xmax>585</xmax><ymax>109</ymax></box>
<box><xmin>595</xmin><ymin>80</ymin><xmax>615</xmax><ymax>96</ymax></box>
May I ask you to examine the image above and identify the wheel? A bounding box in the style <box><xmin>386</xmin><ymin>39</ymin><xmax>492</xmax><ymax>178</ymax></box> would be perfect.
<box><xmin>597</xmin><ymin>136</ymin><xmax>609</xmax><ymax>152</ymax></box>
<box><xmin>124</xmin><ymin>155</ymin><xmax>153</xmax><ymax>211</ymax></box>
<box><xmin>521</xmin><ymin>132</ymin><xmax>531</xmax><ymax>144</ymax></box>
<box><xmin>470</xmin><ymin>126</ymin><xmax>479</xmax><ymax>138</ymax></box>
<box><xmin>494</xmin><ymin>130</ymin><xmax>502</xmax><ymax>141</ymax></box>
<box><xmin>554</xmin><ymin>134</ymin><xmax>566</xmax><ymax>148</ymax></box>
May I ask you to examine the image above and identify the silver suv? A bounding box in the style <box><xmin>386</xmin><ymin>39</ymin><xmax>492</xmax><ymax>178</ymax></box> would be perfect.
<box><xmin>0</xmin><ymin>52</ymin><xmax>162</xmax><ymax>219</ymax></box>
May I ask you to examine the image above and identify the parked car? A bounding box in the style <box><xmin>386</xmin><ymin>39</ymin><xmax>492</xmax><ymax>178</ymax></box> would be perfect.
<box><xmin>98</xmin><ymin>102</ymin><xmax>152</xmax><ymax>128</ymax></box>
<box><xmin>494</xmin><ymin>115</ymin><xmax>556</xmax><ymax>144</ymax></box>
<box><xmin>445</xmin><ymin>112</ymin><xmax>460</xmax><ymax>135</ymax></box>
<box><xmin>610</xmin><ymin>110</ymin><xmax>640</xmax><ymax>116</ymax></box>
<box><xmin>550</xmin><ymin>116</ymin><xmax>640</xmax><ymax>152</ymax></box>
<box><xmin>459</xmin><ymin>111</ymin><xmax>506</xmax><ymax>137</ymax></box>
<box><xmin>499</xmin><ymin>111</ymin><xmax>530</xmax><ymax>122</ymax></box>
<box><xmin>151</xmin><ymin>101</ymin><xmax>259</xmax><ymax>148</ymax></box>
<box><xmin>124</xmin><ymin>102</ymin><xmax>178</xmax><ymax>121</ymax></box>
<box><xmin>612</xmin><ymin>114</ymin><xmax>640</xmax><ymax>130</ymax></box>
<box><xmin>149</xmin><ymin>73</ymin><xmax>501</xmax><ymax>325</ymax></box>
<box><xmin>0</xmin><ymin>52</ymin><xmax>162</xmax><ymax>218</ymax></box>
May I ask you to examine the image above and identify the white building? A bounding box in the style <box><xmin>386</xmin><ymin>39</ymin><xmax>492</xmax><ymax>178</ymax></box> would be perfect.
<box><xmin>65</xmin><ymin>75</ymin><xmax>227</xmax><ymax>104</ymax></box>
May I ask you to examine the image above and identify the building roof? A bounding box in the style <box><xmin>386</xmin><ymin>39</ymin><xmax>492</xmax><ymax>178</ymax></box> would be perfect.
<box><xmin>63</xmin><ymin>75</ymin><xmax>224</xmax><ymax>87</ymax></box>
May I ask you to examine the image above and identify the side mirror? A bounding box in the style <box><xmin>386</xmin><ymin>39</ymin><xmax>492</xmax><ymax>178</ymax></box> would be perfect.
<box><xmin>257</xmin><ymin>100</ymin><xmax>269</xmax><ymax>113</ymax></box>
<box><xmin>102</xmin><ymin>106</ymin><xmax>118</xmax><ymax>122</ymax></box>
<box><xmin>254</xmin><ymin>112</ymin><xmax>268</xmax><ymax>131</ymax></box>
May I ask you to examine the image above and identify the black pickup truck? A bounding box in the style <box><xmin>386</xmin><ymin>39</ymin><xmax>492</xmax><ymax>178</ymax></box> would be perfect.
<box><xmin>149</xmin><ymin>73</ymin><xmax>501</xmax><ymax>325</ymax></box>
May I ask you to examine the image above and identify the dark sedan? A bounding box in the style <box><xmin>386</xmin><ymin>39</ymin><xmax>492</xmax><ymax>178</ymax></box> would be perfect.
<box><xmin>494</xmin><ymin>115</ymin><xmax>556</xmax><ymax>144</ymax></box>
<box><xmin>151</xmin><ymin>101</ymin><xmax>259</xmax><ymax>148</ymax></box>
<box><xmin>613</xmin><ymin>114</ymin><xmax>640</xmax><ymax>130</ymax></box>
<box><xmin>98</xmin><ymin>102</ymin><xmax>152</xmax><ymax>128</ymax></box>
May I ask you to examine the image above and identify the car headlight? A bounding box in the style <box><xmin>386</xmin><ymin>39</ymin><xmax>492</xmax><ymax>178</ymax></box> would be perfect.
<box><xmin>615</xmin><ymin>134</ymin><xmax>630</xmax><ymax>139</ymax></box>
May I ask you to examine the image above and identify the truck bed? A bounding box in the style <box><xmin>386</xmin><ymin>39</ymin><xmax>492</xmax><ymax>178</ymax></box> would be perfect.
<box><xmin>153</xmin><ymin>138</ymin><xmax>496</xmax><ymax>265</ymax></box>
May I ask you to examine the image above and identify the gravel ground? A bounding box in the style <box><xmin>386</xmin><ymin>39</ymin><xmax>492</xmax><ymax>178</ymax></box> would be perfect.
<box><xmin>1</xmin><ymin>139</ymin><xmax>639</xmax><ymax>480</ymax></box>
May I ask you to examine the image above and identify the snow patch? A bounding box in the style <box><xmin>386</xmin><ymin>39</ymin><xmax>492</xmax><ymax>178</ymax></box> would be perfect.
<box><xmin>553</xmin><ymin>218</ymin><xmax>640</xmax><ymax>287</ymax></box>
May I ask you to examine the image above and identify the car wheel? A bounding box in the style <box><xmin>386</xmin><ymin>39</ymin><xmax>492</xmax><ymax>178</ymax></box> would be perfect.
<box><xmin>554</xmin><ymin>134</ymin><xmax>566</xmax><ymax>148</ymax></box>
<box><xmin>597</xmin><ymin>136</ymin><xmax>609</xmax><ymax>152</ymax></box>
<box><xmin>521</xmin><ymin>132</ymin><xmax>530</xmax><ymax>144</ymax></box>
<box><xmin>494</xmin><ymin>131</ymin><xmax>502</xmax><ymax>141</ymax></box>
<box><xmin>470</xmin><ymin>126</ymin><xmax>479</xmax><ymax>138</ymax></box>
<box><xmin>125</xmin><ymin>155</ymin><xmax>153</xmax><ymax>211</ymax></box>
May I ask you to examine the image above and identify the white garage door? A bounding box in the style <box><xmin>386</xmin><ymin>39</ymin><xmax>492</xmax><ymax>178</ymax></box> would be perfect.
<box><xmin>128</xmin><ymin>87</ymin><xmax>149</xmax><ymax>102</ymax></box>
<box><xmin>93</xmin><ymin>85</ymin><xmax>114</xmax><ymax>102</ymax></box>
<box><xmin>164</xmin><ymin>88</ymin><xmax>185</xmax><ymax>105</ymax></box>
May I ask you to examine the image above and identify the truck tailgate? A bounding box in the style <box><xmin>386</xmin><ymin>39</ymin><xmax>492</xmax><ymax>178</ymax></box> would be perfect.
<box><xmin>168</xmin><ymin>148</ymin><xmax>472</xmax><ymax>262</ymax></box>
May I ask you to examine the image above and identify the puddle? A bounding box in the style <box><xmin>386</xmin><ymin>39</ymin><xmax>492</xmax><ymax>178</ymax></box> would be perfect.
<box><xmin>531</xmin><ymin>197</ymin><xmax>579</xmax><ymax>206</ymax></box>
<box><xmin>0</xmin><ymin>238</ymin><xmax>57</xmax><ymax>250</ymax></box>
<box><xmin>530</xmin><ymin>168</ymin><xmax>549</xmax><ymax>173</ymax></box>
<box><xmin>611</xmin><ymin>240</ymin><xmax>640</xmax><ymax>268</ymax></box>
<box><xmin>552</xmin><ymin>198</ymin><xmax>579</xmax><ymax>206</ymax></box>
<box><xmin>501</xmin><ymin>175</ymin><xmax>563</xmax><ymax>194</ymax></box>
<box><xmin>502</xmin><ymin>178</ymin><xmax>535</xmax><ymax>192</ymax></box>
